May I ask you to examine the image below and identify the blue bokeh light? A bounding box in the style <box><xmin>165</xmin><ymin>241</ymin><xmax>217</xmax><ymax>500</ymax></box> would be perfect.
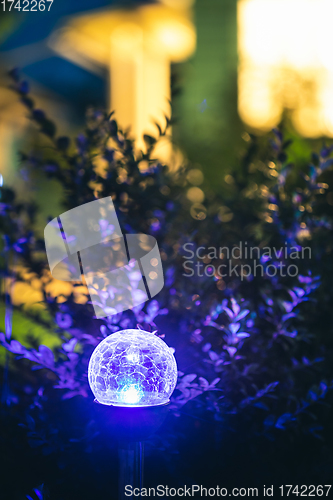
<box><xmin>88</xmin><ymin>329</ymin><xmax>178</xmax><ymax>407</ymax></box>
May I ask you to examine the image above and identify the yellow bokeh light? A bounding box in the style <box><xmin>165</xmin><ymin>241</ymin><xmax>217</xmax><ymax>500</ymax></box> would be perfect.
<box><xmin>238</xmin><ymin>0</ymin><xmax>333</xmax><ymax>137</ymax></box>
<box><xmin>187</xmin><ymin>187</ymin><xmax>205</xmax><ymax>203</ymax></box>
<box><xmin>150</xmin><ymin>19</ymin><xmax>196</xmax><ymax>61</ymax></box>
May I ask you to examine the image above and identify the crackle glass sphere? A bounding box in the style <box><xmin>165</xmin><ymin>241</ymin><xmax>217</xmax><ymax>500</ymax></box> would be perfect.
<box><xmin>88</xmin><ymin>329</ymin><xmax>178</xmax><ymax>407</ymax></box>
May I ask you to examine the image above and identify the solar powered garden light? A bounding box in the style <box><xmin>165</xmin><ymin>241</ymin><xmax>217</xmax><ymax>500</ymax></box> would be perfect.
<box><xmin>88</xmin><ymin>329</ymin><xmax>177</xmax><ymax>499</ymax></box>
<box><xmin>88</xmin><ymin>328</ymin><xmax>177</xmax><ymax>407</ymax></box>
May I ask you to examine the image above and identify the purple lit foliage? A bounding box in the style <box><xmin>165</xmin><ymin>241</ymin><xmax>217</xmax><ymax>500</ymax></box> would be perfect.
<box><xmin>0</xmin><ymin>73</ymin><xmax>333</xmax><ymax>477</ymax></box>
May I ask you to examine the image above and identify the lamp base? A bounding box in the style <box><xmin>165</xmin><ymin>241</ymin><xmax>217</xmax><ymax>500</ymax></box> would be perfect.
<box><xmin>93</xmin><ymin>400</ymin><xmax>170</xmax><ymax>442</ymax></box>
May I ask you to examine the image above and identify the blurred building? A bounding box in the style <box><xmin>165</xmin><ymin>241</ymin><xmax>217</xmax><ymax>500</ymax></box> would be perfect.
<box><xmin>1</xmin><ymin>0</ymin><xmax>333</xmax><ymax>192</ymax></box>
<box><xmin>0</xmin><ymin>0</ymin><xmax>239</xmax><ymax>189</ymax></box>
<box><xmin>50</xmin><ymin>0</ymin><xmax>196</xmax><ymax>162</ymax></box>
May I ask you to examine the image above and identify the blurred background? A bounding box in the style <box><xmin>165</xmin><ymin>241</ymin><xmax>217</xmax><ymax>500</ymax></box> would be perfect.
<box><xmin>2</xmin><ymin>3</ymin><xmax>333</xmax><ymax>498</ymax></box>
<box><xmin>2</xmin><ymin>0</ymin><xmax>331</xmax><ymax>195</ymax></box>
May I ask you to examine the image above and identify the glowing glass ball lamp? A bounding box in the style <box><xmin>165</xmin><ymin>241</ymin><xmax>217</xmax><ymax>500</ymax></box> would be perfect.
<box><xmin>88</xmin><ymin>329</ymin><xmax>178</xmax><ymax>407</ymax></box>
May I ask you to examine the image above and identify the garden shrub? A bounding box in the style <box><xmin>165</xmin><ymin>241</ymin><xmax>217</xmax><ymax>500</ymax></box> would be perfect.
<box><xmin>1</xmin><ymin>71</ymin><xmax>333</xmax><ymax>498</ymax></box>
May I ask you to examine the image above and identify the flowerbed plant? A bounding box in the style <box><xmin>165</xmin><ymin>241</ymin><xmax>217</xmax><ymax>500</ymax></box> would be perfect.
<box><xmin>1</xmin><ymin>71</ymin><xmax>333</xmax><ymax>498</ymax></box>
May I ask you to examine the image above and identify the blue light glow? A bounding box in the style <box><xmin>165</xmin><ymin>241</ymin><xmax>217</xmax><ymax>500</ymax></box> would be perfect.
<box><xmin>88</xmin><ymin>329</ymin><xmax>178</xmax><ymax>407</ymax></box>
<box><xmin>120</xmin><ymin>386</ymin><xmax>143</xmax><ymax>405</ymax></box>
